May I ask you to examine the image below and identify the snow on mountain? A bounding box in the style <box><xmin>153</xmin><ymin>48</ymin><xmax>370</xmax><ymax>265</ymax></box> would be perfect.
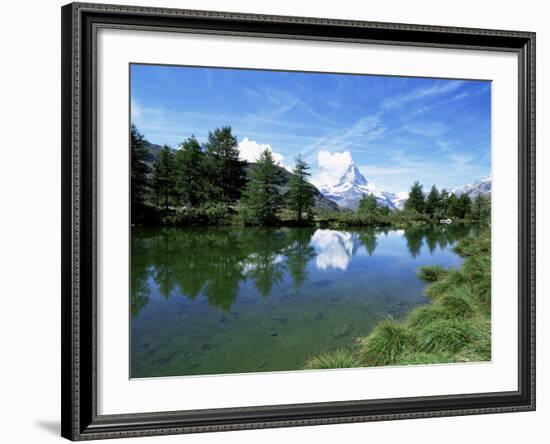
<box><xmin>311</xmin><ymin>229</ymin><xmax>360</xmax><ymax>270</ymax></box>
<box><xmin>452</xmin><ymin>176</ymin><xmax>492</xmax><ymax>198</ymax></box>
<box><xmin>319</xmin><ymin>163</ymin><xmax>399</xmax><ymax>210</ymax></box>
<box><xmin>318</xmin><ymin>160</ymin><xmax>490</xmax><ymax>211</ymax></box>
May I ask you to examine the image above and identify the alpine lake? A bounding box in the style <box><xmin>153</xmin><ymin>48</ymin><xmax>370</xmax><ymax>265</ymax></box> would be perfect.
<box><xmin>130</xmin><ymin>224</ymin><xmax>478</xmax><ymax>378</ymax></box>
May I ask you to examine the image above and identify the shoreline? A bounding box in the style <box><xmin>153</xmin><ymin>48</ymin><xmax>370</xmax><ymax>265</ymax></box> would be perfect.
<box><xmin>304</xmin><ymin>228</ymin><xmax>491</xmax><ymax>370</ymax></box>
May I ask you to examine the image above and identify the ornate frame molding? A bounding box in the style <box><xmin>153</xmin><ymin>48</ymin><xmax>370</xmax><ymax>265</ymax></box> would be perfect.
<box><xmin>61</xmin><ymin>2</ymin><xmax>535</xmax><ymax>440</ymax></box>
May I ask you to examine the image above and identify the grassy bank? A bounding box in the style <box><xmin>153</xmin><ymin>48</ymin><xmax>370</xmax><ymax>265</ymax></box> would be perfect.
<box><xmin>304</xmin><ymin>228</ymin><xmax>491</xmax><ymax>370</ymax></box>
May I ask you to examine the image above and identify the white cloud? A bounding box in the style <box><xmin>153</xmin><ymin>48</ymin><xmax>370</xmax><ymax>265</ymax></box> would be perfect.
<box><xmin>312</xmin><ymin>150</ymin><xmax>354</xmax><ymax>187</ymax></box>
<box><xmin>238</xmin><ymin>137</ymin><xmax>286</xmax><ymax>168</ymax></box>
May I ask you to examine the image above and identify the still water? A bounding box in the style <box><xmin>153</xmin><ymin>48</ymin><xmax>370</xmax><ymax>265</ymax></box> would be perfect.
<box><xmin>131</xmin><ymin>225</ymin><xmax>472</xmax><ymax>378</ymax></box>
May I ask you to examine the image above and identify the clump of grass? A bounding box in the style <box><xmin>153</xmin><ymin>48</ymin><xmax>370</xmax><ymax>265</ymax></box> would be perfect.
<box><xmin>436</xmin><ymin>291</ymin><xmax>475</xmax><ymax>319</ymax></box>
<box><xmin>463</xmin><ymin>255</ymin><xmax>491</xmax><ymax>305</ymax></box>
<box><xmin>456</xmin><ymin>317</ymin><xmax>491</xmax><ymax>362</ymax></box>
<box><xmin>361</xmin><ymin>319</ymin><xmax>415</xmax><ymax>366</ymax></box>
<box><xmin>305</xmin><ymin>348</ymin><xmax>362</xmax><ymax>370</ymax></box>
<box><xmin>417</xmin><ymin>265</ymin><xmax>447</xmax><ymax>282</ymax></box>
<box><xmin>424</xmin><ymin>270</ymin><xmax>466</xmax><ymax>299</ymax></box>
<box><xmin>407</xmin><ymin>305</ymin><xmax>445</xmax><ymax>329</ymax></box>
<box><xmin>417</xmin><ymin>318</ymin><xmax>479</xmax><ymax>354</ymax></box>
<box><xmin>395</xmin><ymin>351</ymin><xmax>456</xmax><ymax>365</ymax></box>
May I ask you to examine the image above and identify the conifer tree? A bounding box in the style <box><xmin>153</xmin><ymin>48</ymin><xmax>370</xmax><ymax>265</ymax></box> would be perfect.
<box><xmin>439</xmin><ymin>188</ymin><xmax>450</xmax><ymax>217</ymax></box>
<box><xmin>241</xmin><ymin>149</ymin><xmax>282</xmax><ymax>225</ymax></box>
<box><xmin>425</xmin><ymin>185</ymin><xmax>441</xmax><ymax>218</ymax></box>
<box><xmin>404</xmin><ymin>181</ymin><xmax>425</xmax><ymax>213</ymax></box>
<box><xmin>152</xmin><ymin>145</ymin><xmax>176</xmax><ymax>210</ymax></box>
<box><xmin>130</xmin><ymin>124</ymin><xmax>150</xmax><ymax>222</ymax></box>
<box><xmin>204</xmin><ymin>126</ymin><xmax>246</xmax><ymax>206</ymax></box>
<box><xmin>447</xmin><ymin>193</ymin><xmax>472</xmax><ymax>219</ymax></box>
<box><xmin>286</xmin><ymin>155</ymin><xmax>315</xmax><ymax>222</ymax></box>
<box><xmin>358</xmin><ymin>193</ymin><xmax>378</xmax><ymax>216</ymax></box>
<box><xmin>174</xmin><ymin>136</ymin><xmax>206</xmax><ymax>207</ymax></box>
<box><xmin>471</xmin><ymin>194</ymin><xmax>491</xmax><ymax>222</ymax></box>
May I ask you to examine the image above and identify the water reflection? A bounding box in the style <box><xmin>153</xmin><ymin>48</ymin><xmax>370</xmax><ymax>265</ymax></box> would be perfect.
<box><xmin>131</xmin><ymin>224</ymin><xmax>474</xmax><ymax>316</ymax></box>
<box><xmin>311</xmin><ymin>229</ymin><xmax>360</xmax><ymax>270</ymax></box>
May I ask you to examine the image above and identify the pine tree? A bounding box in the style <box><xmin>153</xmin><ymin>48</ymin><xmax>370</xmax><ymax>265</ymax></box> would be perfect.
<box><xmin>458</xmin><ymin>193</ymin><xmax>472</xmax><ymax>219</ymax></box>
<box><xmin>241</xmin><ymin>149</ymin><xmax>282</xmax><ymax>225</ymax></box>
<box><xmin>130</xmin><ymin>124</ymin><xmax>150</xmax><ymax>223</ymax></box>
<box><xmin>358</xmin><ymin>193</ymin><xmax>378</xmax><ymax>216</ymax></box>
<box><xmin>447</xmin><ymin>193</ymin><xmax>472</xmax><ymax>219</ymax></box>
<box><xmin>439</xmin><ymin>188</ymin><xmax>450</xmax><ymax>217</ymax></box>
<box><xmin>204</xmin><ymin>126</ymin><xmax>246</xmax><ymax>207</ymax></box>
<box><xmin>404</xmin><ymin>181</ymin><xmax>425</xmax><ymax>213</ymax></box>
<box><xmin>286</xmin><ymin>155</ymin><xmax>315</xmax><ymax>222</ymax></box>
<box><xmin>425</xmin><ymin>185</ymin><xmax>441</xmax><ymax>218</ymax></box>
<box><xmin>174</xmin><ymin>136</ymin><xmax>207</xmax><ymax>207</ymax></box>
<box><xmin>471</xmin><ymin>194</ymin><xmax>491</xmax><ymax>222</ymax></box>
<box><xmin>152</xmin><ymin>145</ymin><xmax>176</xmax><ymax>210</ymax></box>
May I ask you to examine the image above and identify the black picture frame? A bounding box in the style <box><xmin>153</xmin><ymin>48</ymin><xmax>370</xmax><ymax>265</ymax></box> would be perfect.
<box><xmin>61</xmin><ymin>2</ymin><xmax>536</xmax><ymax>440</ymax></box>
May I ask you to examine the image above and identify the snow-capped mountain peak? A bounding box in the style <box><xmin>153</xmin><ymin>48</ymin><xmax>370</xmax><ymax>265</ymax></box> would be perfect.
<box><xmin>320</xmin><ymin>162</ymin><xmax>398</xmax><ymax>210</ymax></box>
<box><xmin>452</xmin><ymin>176</ymin><xmax>492</xmax><ymax>198</ymax></box>
<box><xmin>336</xmin><ymin>163</ymin><xmax>369</xmax><ymax>187</ymax></box>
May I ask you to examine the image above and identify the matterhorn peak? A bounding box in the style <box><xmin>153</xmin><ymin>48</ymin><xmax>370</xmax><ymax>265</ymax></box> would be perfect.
<box><xmin>336</xmin><ymin>162</ymin><xmax>369</xmax><ymax>187</ymax></box>
<box><xmin>320</xmin><ymin>162</ymin><xmax>399</xmax><ymax>210</ymax></box>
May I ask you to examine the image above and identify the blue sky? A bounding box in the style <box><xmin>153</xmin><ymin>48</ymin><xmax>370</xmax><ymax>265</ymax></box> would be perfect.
<box><xmin>131</xmin><ymin>64</ymin><xmax>491</xmax><ymax>193</ymax></box>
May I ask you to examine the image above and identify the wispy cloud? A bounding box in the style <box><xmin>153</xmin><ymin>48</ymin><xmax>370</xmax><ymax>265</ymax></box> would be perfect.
<box><xmin>381</xmin><ymin>81</ymin><xmax>464</xmax><ymax>110</ymax></box>
<box><xmin>304</xmin><ymin>115</ymin><xmax>386</xmax><ymax>157</ymax></box>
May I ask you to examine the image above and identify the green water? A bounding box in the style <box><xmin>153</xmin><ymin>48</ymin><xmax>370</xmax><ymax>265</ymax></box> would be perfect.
<box><xmin>130</xmin><ymin>224</ymin><xmax>473</xmax><ymax>378</ymax></box>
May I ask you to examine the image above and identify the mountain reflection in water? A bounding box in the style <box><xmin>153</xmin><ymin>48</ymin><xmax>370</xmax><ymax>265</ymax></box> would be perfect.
<box><xmin>131</xmin><ymin>224</ymin><xmax>474</xmax><ymax>317</ymax></box>
<box><xmin>130</xmin><ymin>224</ymin><xmax>476</xmax><ymax>377</ymax></box>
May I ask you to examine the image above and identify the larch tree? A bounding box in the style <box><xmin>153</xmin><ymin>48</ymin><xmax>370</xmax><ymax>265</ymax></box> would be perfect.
<box><xmin>425</xmin><ymin>185</ymin><xmax>441</xmax><ymax>218</ymax></box>
<box><xmin>404</xmin><ymin>181</ymin><xmax>425</xmax><ymax>213</ymax></box>
<box><xmin>130</xmin><ymin>124</ymin><xmax>150</xmax><ymax>223</ymax></box>
<box><xmin>241</xmin><ymin>149</ymin><xmax>282</xmax><ymax>225</ymax></box>
<box><xmin>174</xmin><ymin>136</ymin><xmax>207</xmax><ymax>207</ymax></box>
<box><xmin>152</xmin><ymin>145</ymin><xmax>176</xmax><ymax>210</ymax></box>
<box><xmin>286</xmin><ymin>155</ymin><xmax>315</xmax><ymax>222</ymax></box>
<box><xmin>204</xmin><ymin>126</ymin><xmax>246</xmax><ymax>207</ymax></box>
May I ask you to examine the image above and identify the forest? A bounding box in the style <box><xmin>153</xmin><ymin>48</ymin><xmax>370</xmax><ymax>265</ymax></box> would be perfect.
<box><xmin>131</xmin><ymin>124</ymin><xmax>490</xmax><ymax>228</ymax></box>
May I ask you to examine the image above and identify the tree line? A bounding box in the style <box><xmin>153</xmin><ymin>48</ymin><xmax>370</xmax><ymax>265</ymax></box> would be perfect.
<box><xmin>131</xmin><ymin>124</ymin><xmax>316</xmax><ymax>226</ymax></box>
<box><xmin>356</xmin><ymin>180</ymin><xmax>490</xmax><ymax>223</ymax></box>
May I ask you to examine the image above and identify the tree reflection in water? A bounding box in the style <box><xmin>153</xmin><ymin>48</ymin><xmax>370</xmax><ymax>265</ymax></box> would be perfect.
<box><xmin>131</xmin><ymin>224</ymin><xmax>475</xmax><ymax>316</ymax></box>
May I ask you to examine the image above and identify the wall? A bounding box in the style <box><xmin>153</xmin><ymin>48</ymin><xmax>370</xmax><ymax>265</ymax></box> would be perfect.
<box><xmin>0</xmin><ymin>0</ymin><xmax>546</xmax><ymax>443</ymax></box>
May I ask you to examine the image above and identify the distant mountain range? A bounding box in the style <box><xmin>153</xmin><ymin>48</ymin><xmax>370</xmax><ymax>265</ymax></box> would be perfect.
<box><xmin>318</xmin><ymin>162</ymin><xmax>491</xmax><ymax>211</ymax></box>
<box><xmin>452</xmin><ymin>177</ymin><xmax>492</xmax><ymax>198</ymax></box>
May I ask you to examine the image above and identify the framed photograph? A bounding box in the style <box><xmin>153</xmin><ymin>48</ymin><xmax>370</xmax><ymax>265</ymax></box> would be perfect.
<box><xmin>61</xmin><ymin>2</ymin><xmax>535</xmax><ymax>440</ymax></box>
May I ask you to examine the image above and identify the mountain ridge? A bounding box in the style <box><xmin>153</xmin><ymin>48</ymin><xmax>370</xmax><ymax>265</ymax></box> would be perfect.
<box><xmin>318</xmin><ymin>162</ymin><xmax>491</xmax><ymax>211</ymax></box>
